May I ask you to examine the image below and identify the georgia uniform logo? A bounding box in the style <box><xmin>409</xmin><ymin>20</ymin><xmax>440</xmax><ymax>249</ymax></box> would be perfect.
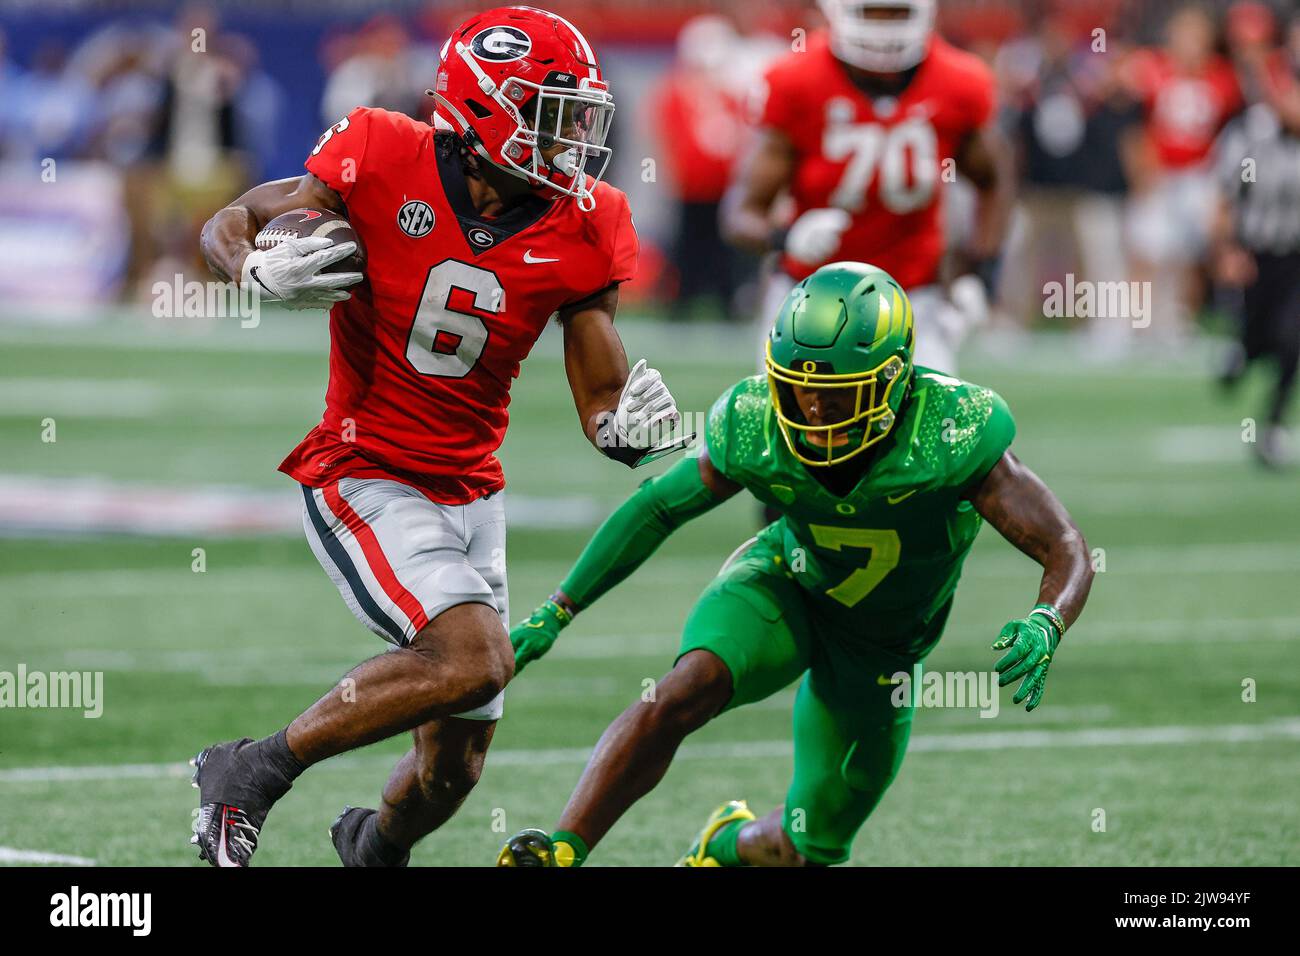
<box><xmin>470</xmin><ymin>25</ymin><xmax>532</xmax><ymax>62</ymax></box>
<box><xmin>397</xmin><ymin>200</ymin><xmax>435</xmax><ymax>238</ymax></box>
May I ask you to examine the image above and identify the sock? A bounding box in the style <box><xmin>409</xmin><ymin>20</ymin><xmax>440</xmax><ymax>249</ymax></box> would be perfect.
<box><xmin>550</xmin><ymin>830</ymin><xmax>589</xmax><ymax>867</ymax></box>
<box><xmin>359</xmin><ymin>812</ymin><xmax>409</xmax><ymax>867</ymax></box>
<box><xmin>247</xmin><ymin>729</ymin><xmax>305</xmax><ymax>801</ymax></box>
<box><xmin>708</xmin><ymin>819</ymin><xmax>746</xmax><ymax>867</ymax></box>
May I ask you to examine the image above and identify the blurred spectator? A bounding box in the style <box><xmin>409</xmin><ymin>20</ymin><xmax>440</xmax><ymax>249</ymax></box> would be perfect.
<box><xmin>320</xmin><ymin>15</ymin><xmax>440</xmax><ymax>126</ymax></box>
<box><xmin>0</xmin><ymin>30</ymin><xmax>21</xmax><ymax>156</ymax></box>
<box><xmin>76</xmin><ymin>27</ymin><xmax>169</xmax><ymax>168</ymax></box>
<box><xmin>998</xmin><ymin>16</ymin><xmax>1145</xmax><ymax>349</ymax></box>
<box><xmin>122</xmin><ymin>6</ymin><xmax>282</xmax><ymax>296</ymax></box>
<box><xmin>1225</xmin><ymin>0</ymin><xmax>1278</xmax><ymax>104</ymax></box>
<box><xmin>651</xmin><ymin>15</ymin><xmax>755</xmax><ymax>320</ymax></box>
<box><xmin>1125</xmin><ymin>4</ymin><xmax>1242</xmax><ymax>342</ymax></box>
<box><xmin>5</xmin><ymin>41</ymin><xmax>95</xmax><ymax>163</ymax></box>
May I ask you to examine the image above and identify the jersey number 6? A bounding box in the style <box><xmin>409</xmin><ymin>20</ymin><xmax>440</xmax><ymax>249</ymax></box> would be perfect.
<box><xmin>406</xmin><ymin>260</ymin><xmax>502</xmax><ymax>378</ymax></box>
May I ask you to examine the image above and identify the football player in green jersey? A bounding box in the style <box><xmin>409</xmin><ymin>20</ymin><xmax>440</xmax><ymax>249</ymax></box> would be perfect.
<box><xmin>497</xmin><ymin>262</ymin><xmax>1095</xmax><ymax>868</ymax></box>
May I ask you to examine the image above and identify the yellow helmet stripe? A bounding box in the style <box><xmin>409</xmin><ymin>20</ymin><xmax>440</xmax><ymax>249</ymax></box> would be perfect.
<box><xmin>873</xmin><ymin>291</ymin><xmax>892</xmax><ymax>345</ymax></box>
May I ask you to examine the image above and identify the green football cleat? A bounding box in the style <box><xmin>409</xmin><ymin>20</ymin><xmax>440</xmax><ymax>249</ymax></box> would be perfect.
<box><xmin>675</xmin><ymin>800</ymin><xmax>755</xmax><ymax>867</ymax></box>
<box><xmin>497</xmin><ymin>828</ymin><xmax>586</xmax><ymax>867</ymax></box>
<box><xmin>496</xmin><ymin>827</ymin><xmax>557</xmax><ymax>867</ymax></box>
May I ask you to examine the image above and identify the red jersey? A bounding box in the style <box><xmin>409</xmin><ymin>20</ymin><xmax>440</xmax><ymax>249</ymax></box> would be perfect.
<box><xmin>279</xmin><ymin>107</ymin><xmax>638</xmax><ymax>504</ymax></box>
<box><xmin>653</xmin><ymin>69</ymin><xmax>748</xmax><ymax>203</ymax></box>
<box><xmin>757</xmin><ymin>33</ymin><xmax>995</xmax><ymax>287</ymax></box>
<box><xmin>1129</xmin><ymin>50</ymin><xmax>1241</xmax><ymax>170</ymax></box>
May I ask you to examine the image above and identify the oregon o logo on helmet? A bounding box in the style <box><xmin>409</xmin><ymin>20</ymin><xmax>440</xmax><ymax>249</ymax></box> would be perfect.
<box><xmin>397</xmin><ymin>200</ymin><xmax>435</xmax><ymax>238</ymax></box>
<box><xmin>470</xmin><ymin>25</ymin><xmax>532</xmax><ymax>62</ymax></box>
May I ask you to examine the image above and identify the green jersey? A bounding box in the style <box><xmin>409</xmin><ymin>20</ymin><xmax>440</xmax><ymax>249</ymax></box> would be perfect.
<box><xmin>704</xmin><ymin>369</ymin><xmax>1016</xmax><ymax>653</ymax></box>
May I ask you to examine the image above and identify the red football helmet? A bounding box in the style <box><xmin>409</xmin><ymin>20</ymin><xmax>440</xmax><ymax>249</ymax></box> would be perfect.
<box><xmin>432</xmin><ymin>5</ymin><xmax>614</xmax><ymax>210</ymax></box>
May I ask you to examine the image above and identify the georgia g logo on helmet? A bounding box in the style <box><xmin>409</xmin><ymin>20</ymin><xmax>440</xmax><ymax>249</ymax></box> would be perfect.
<box><xmin>470</xmin><ymin>25</ymin><xmax>532</xmax><ymax>62</ymax></box>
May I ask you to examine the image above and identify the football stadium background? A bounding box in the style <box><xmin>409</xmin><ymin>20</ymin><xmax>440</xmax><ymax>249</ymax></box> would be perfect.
<box><xmin>1</xmin><ymin>0</ymin><xmax>1297</xmax><ymax>866</ymax></box>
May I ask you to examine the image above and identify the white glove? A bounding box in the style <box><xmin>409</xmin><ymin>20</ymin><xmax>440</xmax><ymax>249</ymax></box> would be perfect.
<box><xmin>784</xmin><ymin>207</ymin><xmax>851</xmax><ymax>266</ymax></box>
<box><xmin>598</xmin><ymin>359</ymin><xmax>694</xmax><ymax>466</ymax></box>
<box><xmin>240</xmin><ymin>236</ymin><xmax>363</xmax><ymax>311</ymax></box>
<box><xmin>948</xmin><ymin>273</ymin><xmax>990</xmax><ymax>329</ymax></box>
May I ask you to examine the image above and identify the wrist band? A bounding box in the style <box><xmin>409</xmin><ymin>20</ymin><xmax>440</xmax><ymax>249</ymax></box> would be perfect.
<box><xmin>548</xmin><ymin>592</ymin><xmax>575</xmax><ymax>622</ymax></box>
<box><xmin>1029</xmin><ymin>603</ymin><xmax>1064</xmax><ymax>640</ymax></box>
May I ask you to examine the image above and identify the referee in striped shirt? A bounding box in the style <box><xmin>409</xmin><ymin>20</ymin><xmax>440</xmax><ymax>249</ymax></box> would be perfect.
<box><xmin>1212</xmin><ymin>23</ymin><xmax>1300</xmax><ymax>469</ymax></box>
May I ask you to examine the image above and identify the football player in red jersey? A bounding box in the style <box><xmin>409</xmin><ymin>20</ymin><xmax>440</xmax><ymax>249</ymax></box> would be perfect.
<box><xmin>1126</xmin><ymin>6</ymin><xmax>1243</xmax><ymax>339</ymax></box>
<box><xmin>191</xmin><ymin>6</ymin><xmax>688</xmax><ymax>867</ymax></box>
<box><xmin>723</xmin><ymin>0</ymin><xmax>1012</xmax><ymax>373</ymax></box>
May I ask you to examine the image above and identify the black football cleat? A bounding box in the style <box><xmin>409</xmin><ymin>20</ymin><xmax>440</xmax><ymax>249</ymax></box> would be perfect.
<box><xmin>189</xmin><ymin>739</ymin><xmax>281</xmax><ymax>868</ymax></box>
<box><xmin>329</xmin><ymin>806</ymin><xmax>410</xmax><ymax>867</ymax></box>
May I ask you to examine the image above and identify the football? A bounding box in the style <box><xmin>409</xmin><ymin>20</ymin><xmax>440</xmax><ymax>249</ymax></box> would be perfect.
<box><xmin>254</xmin><ymin>207</ymin><xmax>366</xmax><ymax>274</ymax></box>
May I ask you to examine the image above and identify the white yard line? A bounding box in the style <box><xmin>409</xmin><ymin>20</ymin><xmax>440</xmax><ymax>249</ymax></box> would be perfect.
<box><xmin>0</xmin><ymin>846</ymin><xmax>95</xmax><ymax>865</ymax></box>
<box><xmin>14</xmin><ymin>617</ymin><xmax>1299</xmax><ymax>683</ymax></box>
<box><xmin>0</xmin><ymin>378</ymin><xmax>321</xmax><ymax>422</ymax></box>
<box><xmin>2</xmin><ymin>718</ymin><xmax>1296</xmax><ymax>786</ymax></box>
<box><xmin>0</xmin><ymin>474</ymin><xmax>602</xmax><ymax>537</ymax></box>
<box><xmin>0</xmin><ymin>316</ymin><xmax>1227</xmax><ymax>375</ymax></box>
<box><xmin>0</xmin><ymin>380</ymin><xmax>168</xmax><ymax>418</ymax></box>
<box><xmin>4</xmin><ymin>540</ymin><xmax>1300</xmax><ymax>598</ymax></box>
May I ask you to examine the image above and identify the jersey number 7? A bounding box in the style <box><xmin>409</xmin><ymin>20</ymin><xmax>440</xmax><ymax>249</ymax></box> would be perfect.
<box><xmin>808</xmin><ymin>525</ymin><xmax>901</xmax><ymax>607</ymax></box>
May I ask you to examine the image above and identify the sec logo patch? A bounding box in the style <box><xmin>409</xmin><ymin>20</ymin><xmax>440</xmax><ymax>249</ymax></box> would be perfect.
<box><xmin>397</xmin><ymin>200</ymin><xmax>435</xmax><ymax>238</ymax></box>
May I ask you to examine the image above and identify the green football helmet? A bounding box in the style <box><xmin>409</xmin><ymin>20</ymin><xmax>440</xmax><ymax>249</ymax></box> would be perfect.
<box><xmin>765</xmin><ymin>261</ymin><xmax>915</xmax><ymax>467</ymax></box>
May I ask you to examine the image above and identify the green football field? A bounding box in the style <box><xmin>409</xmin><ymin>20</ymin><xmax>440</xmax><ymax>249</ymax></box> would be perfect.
<box><xmin>0</xmin><ymin>312</ymin><xmax>1297</xmax><ymax>866</ymax></box>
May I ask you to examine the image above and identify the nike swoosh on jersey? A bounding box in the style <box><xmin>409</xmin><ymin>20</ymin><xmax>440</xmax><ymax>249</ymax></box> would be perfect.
<box><xmin>886</xmin><ymin>490</ymin><xmax>917</xmax><ymax>504</ymax></box>
<box><xmin>523</xmin><ymin>250</ymin><xmax>560</xmax><ymax>263</ymax></box>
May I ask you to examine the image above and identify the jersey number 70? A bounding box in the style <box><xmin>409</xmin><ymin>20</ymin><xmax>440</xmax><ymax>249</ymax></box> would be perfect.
<box><xmin>823</xmin><ymin>118</ymin><xmax>938</xmax><ymax>214</ymax></box>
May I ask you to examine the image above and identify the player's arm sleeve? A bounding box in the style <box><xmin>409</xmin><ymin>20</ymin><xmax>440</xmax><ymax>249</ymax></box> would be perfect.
<box><xmin>559</xmin><ymin>191</ymin><xmax>638</xmax><ymax>311</ymax></box>
<box><xmin>559</xmin><ymin>453</ymin><xmax>723</xmax><ymax>611</ymax></box>
<box><xmin>751</xmin><ymin>66</ymin><xmax>796</xmax><ymax>137</ymax></box>
<box><xmin>959</xmin><ymin>389</ymin><xmax>1017</xmax><ymax>493</ymax></box>
<box><xmin>701</xmin><ymin>384</ymin><xmax>740</xmax><ymax>482</ymax></box>
<box><xmin>304</xmin><ymin>107</ymin><xmax>373</xmax><ymax>202</ymax></box>
<box><xmin>607</xmin><ymin>190</ymin><xmax>639</xmax><ymax>285</ymax></box>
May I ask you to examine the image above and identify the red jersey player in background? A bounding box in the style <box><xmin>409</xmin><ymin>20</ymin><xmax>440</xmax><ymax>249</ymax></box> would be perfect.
<box><xmin>191</xmin><ymin>6</ymin><xmax>689</xmax><ymax>867</ymax></box>
<box><xmin>723</xmin><ymin>0</ymin><xmax>1012</xmax><ymax>374</ymax></box>
<box><xmin>1126</xmin><ymin>5</ymin><xmax>1242</xmax><ymax>340</ymax></box>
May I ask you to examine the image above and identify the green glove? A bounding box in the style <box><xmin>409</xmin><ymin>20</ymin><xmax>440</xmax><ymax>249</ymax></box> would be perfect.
<box><xmin>510</xmin><ymin>599</ymin><xmax>573</xmax><ymax>674</ymax></box>
<box><xmin>992</xmin><ymin>609</ymin><xmax>1061</xmax><ymax>712</ymax></box>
